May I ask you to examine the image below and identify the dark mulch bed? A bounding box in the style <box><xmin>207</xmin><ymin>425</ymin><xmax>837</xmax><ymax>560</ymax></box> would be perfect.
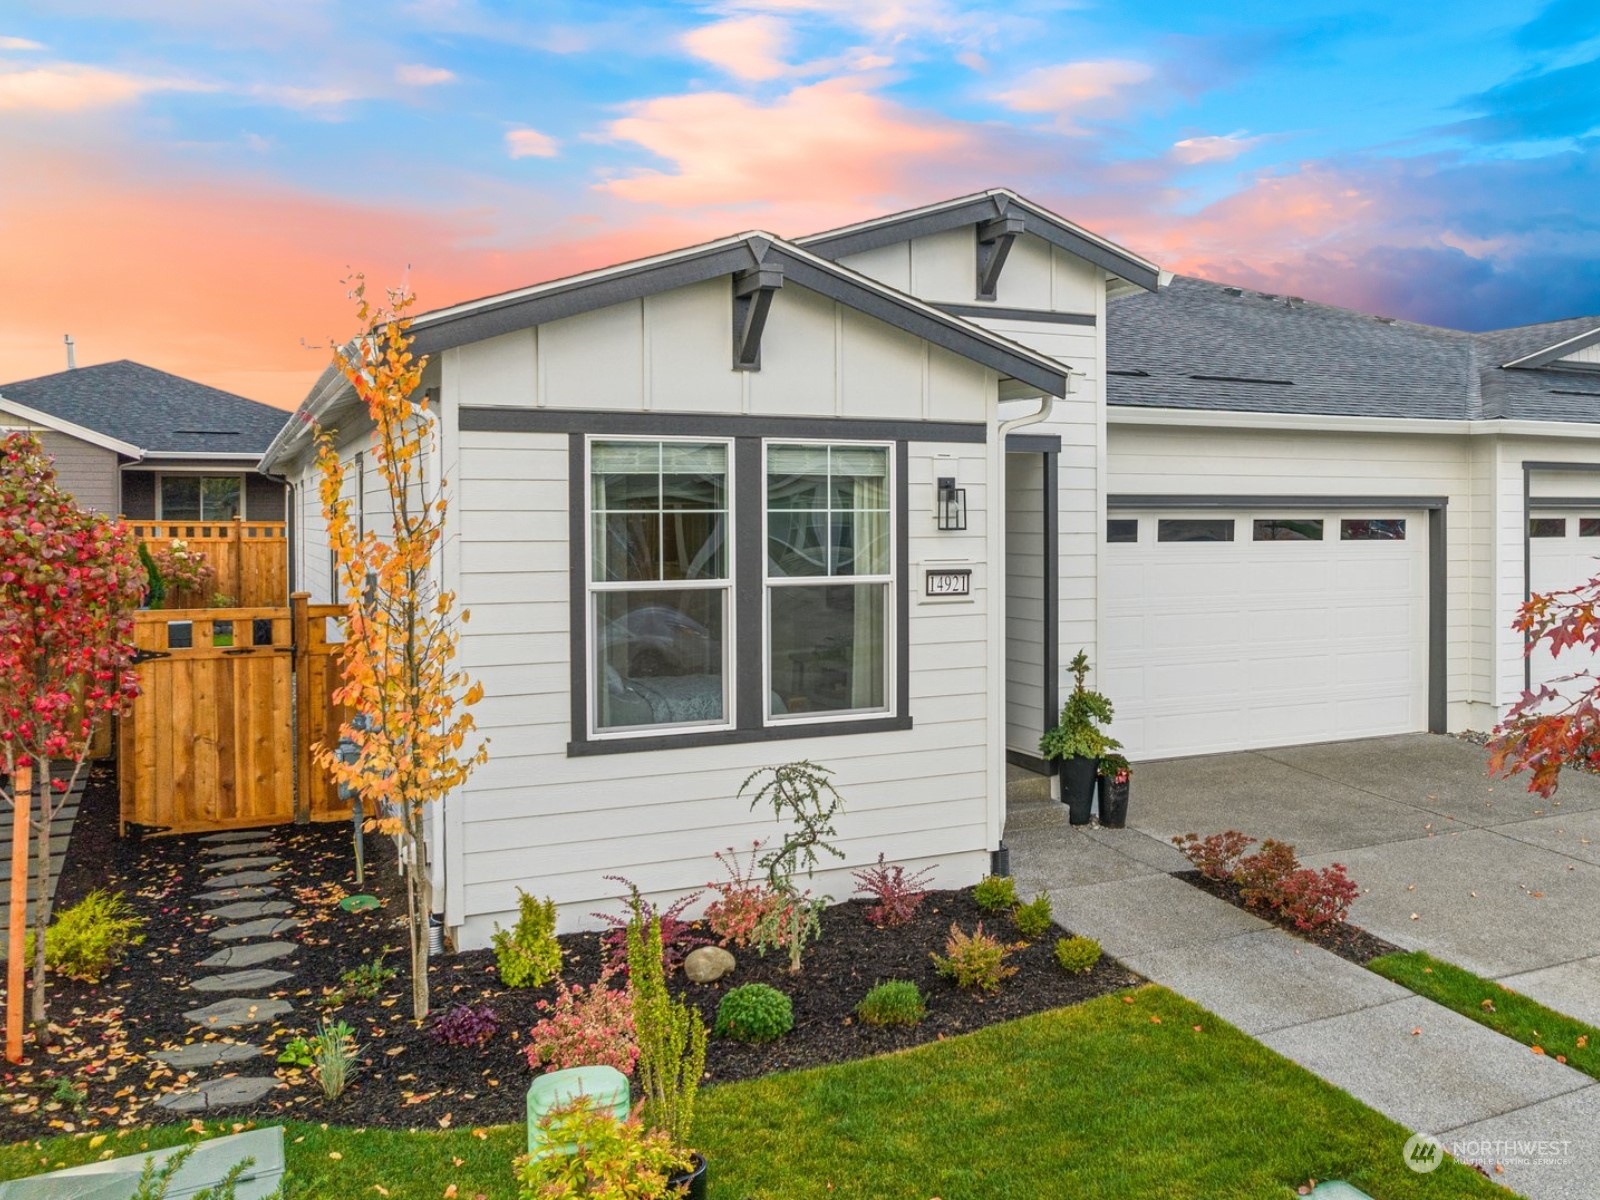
<box><xmin>1173</xmin><ymin>869</ymin><xmax>1403</xmax><ymax>966</ymax></box>
<box><xmin>0</xmin><ymin>765</ymin><xmax>1141</xmax><ymax>1139</ymax></box>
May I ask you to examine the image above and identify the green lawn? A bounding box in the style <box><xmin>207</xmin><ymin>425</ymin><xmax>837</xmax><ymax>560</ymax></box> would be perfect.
<box><xmin>1371</xmin><ymin>950</ymin><xmax>1600</xmax><ymax>1079</ymax></box>
<box><xmin>0</xmin><ymin>986</ymin><xmax>1501</xmax><ymax>1200</ymax></box>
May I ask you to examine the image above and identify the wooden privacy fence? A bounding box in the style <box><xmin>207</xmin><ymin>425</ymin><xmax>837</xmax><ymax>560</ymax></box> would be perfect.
<box><xmin>128</xmin><ymin>519</ymin><xmax>288</xmax><ymax>608</ymax></box>
<box><xmin>119</xmin><ymin>594</ymin><xmax>351</xmax><ymax>835</ymax></box>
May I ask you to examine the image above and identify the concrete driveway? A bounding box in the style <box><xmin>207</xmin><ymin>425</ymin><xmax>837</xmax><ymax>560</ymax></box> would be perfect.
<box><xmin>1126</xmin><ymin>732</ymin><xmax>1600</xmax><ymax>1018</ymax></box>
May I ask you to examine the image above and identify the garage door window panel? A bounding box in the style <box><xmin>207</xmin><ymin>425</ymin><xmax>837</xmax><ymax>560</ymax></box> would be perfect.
<box><xmin>1157</xmin><ymin>518</ymin><xmax>1234</xmax><ymax>542</ymax></box>
<box><xmin>1106</xmin><ymin>519</ymin><xmax>1138</xmax><ymax>543</ymax></box>
<box><xmin>1340</xmin><ymin>518</ymin><xmax>1406</xmax><ymax>541</ymax></box>
<box><xmin>1582</xmin><ymin>518</ymin><xmax>1600</xmax><ymax>538</ymax></box>
<box><xmin>1530</xmin><ymin>518</ymin><xmax>1567</xmax><ymax>538</ymax></box>
<box><xmin>1254</xmin><ymin>518</ymin><xmax>1324</xmax><ymax>542</ymax></box>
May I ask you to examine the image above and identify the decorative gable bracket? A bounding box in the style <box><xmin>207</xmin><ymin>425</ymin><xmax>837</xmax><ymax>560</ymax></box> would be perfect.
<box><xmin>975</xmin><ymin>214</ymin><xmax>1025</xmax><ymax>301</ymax></box>
<box><xmin>732</xmin><ymin>263</ymin><xmax>785</xmax><ymax>370</ymax></box>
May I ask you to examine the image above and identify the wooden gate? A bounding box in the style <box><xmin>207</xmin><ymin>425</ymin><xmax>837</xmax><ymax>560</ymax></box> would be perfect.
<box><xmin>119</xmin><ymin>595</ymin><xmax>351</xmax><ymax>834</ymax></box>
<box><xmin>128</xmin><ymin>520</ymin><xmax>288</xmax><ymax>608</ymax></box>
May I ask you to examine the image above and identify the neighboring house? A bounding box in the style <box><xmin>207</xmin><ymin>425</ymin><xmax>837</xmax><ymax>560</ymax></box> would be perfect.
<box><xmin>261</xmin><ymin>188</ymin><xmax>1600</xmax><ymax>946</ymax></box>
<box><xmin>0</xmin><ymin>360</ymin><xmax>290</xmax><ymax>521</ymax></box>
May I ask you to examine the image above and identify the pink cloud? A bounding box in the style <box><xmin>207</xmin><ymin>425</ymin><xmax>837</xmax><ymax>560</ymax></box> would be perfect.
<box><xmin>0</xmin><ymin>36</ymin><xmax>43</xmax><ymax>51</ymax></box>
<box><xmin>599</xmin><ymin>78</ymin><xmax>977</xmax><ymax>218</ymax></box>
<box><xmin>505</xmin><ymin>126</ymin><xmax>559</xmax><ymax>159</ymax></box>
<box><xmin>1171</xmin><ymin>131</ymin><xmax>1265</xmax><ymax>165</ymax></box>
<box><xmin>991</xmin><ymin>59</ymin><xmax>1153</xmax><ymax>133</ymax></box>
<box><xmin>682</xmin><ymin>15</ymin><xmax>793</xmax><ymax>82</ymax></box>
<box><xmin>396</xmin><ymin>63</ymin><xmax>456</xmax><ymax>87</ymax></box>
<box><xmin>0</xmin><ymin>62</ymin><xmax>211</xmax><ymax>111</ymax></box>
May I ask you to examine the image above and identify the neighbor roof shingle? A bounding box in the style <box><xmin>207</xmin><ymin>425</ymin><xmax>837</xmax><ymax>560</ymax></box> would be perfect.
<box><xmin>0</xmin><ymin>360</ymin><xmax>288</xmax><ymax>456</ymax></box>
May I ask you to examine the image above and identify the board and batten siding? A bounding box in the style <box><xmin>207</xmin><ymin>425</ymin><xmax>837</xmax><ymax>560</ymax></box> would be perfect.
<box><xmin>836</xmin><ymin>228</ymin><xmax>1102</xmax><ymax>316</ymax></box>
<box><xmin>1106</xmin><ymin>422</ymin><xmax>1498</xmax><ymax>732</ymax></box>
<box><xmin>437</xmin><ymin>276</ymin><xmax>1004</xmax><ymax>943</ymax></box>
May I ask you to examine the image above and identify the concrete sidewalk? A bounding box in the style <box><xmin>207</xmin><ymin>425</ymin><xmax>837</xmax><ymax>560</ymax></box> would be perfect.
<box><xmin>1005</xmin><ymin>791</ymin><xmax>1600</xmax><ymax>1200</ymax></box>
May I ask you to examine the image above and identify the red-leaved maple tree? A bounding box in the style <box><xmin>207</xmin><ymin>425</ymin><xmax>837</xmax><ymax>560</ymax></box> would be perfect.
<box><xmin>0</xmin><ymin>433</ymin><xmax>144</xmax><ymax>1029</ymax></box>
<box><xmin>1490</xmin><ymin>578</ymin><xmax>1600</xmax><ymax>797</ymax></box>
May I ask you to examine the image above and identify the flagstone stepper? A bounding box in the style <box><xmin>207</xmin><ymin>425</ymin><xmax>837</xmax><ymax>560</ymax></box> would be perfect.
<box><xmin>200</xmin><ymin>841</ymin><xmax>277</xmax><ymax>858</ymax></box>
<box><xmin>202</xmin><ymin>885</ymin><xmax>281</xmax><ymax>902</ymax></box>
<box><xmin>202</xmin><ymin>855</ymin><xmax>283</xmax><ymax>872</ymax></box>
<box><xmin>208</xmin><ymin>917</ymin><xmax>299</xmax><ymax>942</ymax></box>
<box><xmin>197</xmin><ymin>941</ymin><xmax>296</xmax><ymax>970</ymax></box>
<box><xmin>148</xmin><ymin>1041</ymin><xmax>263</xmax><ymax>1069</ymax></box>
<box><xmin>203</xmin><ymin>900</ymin><xmax>293</xmax><ymax>920</ymax></box>
<box><xmin>183</xmin><ymin>997</ymin><xmax>293</xmax><ymax>1029</ymax></box>
<box><xmin>189</xmin><ymin>968</ymin><xmax>294</xmax><ymax>994</ymax></box>
<box><xmin>154</xmin><ymin>1076</ymin><xmax>281</xmax><ymax>1112</ymax></box>
<box><xmin>199</xmin><ymin>830</ymin><xmax>280</xmax><ymax>844</ymax></box>
<box><xmin>203</xmin><ymin>869</ymin><xmax>284</xmax><ymax>889</ymax></box>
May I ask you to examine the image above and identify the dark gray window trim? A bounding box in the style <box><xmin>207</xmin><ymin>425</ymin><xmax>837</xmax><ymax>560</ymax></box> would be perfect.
<box><xmin>1107</xmin><ymin>493</ymin><xmax>1448</xmax><ymax>735</ymax></box>
<box><xmin>567</xmin><ymin>432</ymin><xmax>912</xmax><ymax>756</ymax></box>
<box><xmin>1529</xmin><ymin>496</ymin><xmax>1600</xmax><ymax>509</ymax></box>
<box><xmin>935</xmin><ymin>303</ymin><xmax>1096</xmax><ymax>327</ymax></box>
<box><xmin>464</xmin><ymin>406</ymin><xmax>987</xmax><ymax>444</ymax></box>
<box><xmin>410</xmin><ymin>234</ymin><xmax>1069</xmax><ymax>398</ymax></box>
<box><xmin>796</xmin><ymin>192</ymin><xmax>1162</xmax><ymax>293</ymax></box>
<box><xmin>1522</xmin><ymin>461</ymin><xmax>1600</xmax><ymax>692</ymax></box>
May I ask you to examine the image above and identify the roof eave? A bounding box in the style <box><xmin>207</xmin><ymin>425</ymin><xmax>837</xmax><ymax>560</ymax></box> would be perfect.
<box><xmin>1502</xmin><ymin>325</ymin><xmax>1600</xmax><ymax>369</ymax></box>
<box><xmin>0</xmin><ymin>395</ymin><xmax>143</xmax><ymax>457</ymax></box>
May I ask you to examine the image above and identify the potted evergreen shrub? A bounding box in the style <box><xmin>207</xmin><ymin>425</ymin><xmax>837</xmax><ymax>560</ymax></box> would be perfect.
<box><xmin>1039</xmin><ymin>650</ymin><xmax>1120</xmax><ymax>825</ymax></box>
<box><xmin>1097</xmin><ymin>752</ymin><xmax>1131</xmax><ymax>828</ymax></box>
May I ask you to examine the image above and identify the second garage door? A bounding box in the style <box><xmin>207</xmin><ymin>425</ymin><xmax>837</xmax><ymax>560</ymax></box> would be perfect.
<box><xmin>1101</xmin><ymin>508</ymin><xmax>1430</xmax><ymax>761</ymax></box>
<box><xmin>1529</xmin><ymin>512</ymin><xmax>1600</xmax><ymax>701</ymax></box>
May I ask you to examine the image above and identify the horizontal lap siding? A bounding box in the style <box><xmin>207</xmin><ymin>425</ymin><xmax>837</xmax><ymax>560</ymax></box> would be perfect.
<box><xmin>1108</xmin><ymin>423</ymin><xmax>1490</xmax><ymax>725</ymax></box>
<box><xmin>448</xmin><ymin>419</ymin><xmax>993</xmax><ymax>944</ymax></box>
<box><xmin>38</xmin><ymin>431</ymin><xmax>118</xmax><ymax>514</ymax></box>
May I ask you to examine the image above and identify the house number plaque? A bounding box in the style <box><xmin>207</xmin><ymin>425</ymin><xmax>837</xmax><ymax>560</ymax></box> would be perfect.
<box><xmin>925</xmin><ymin>569</ymin><xmax>972</xmax><ymax>597</ymax></box>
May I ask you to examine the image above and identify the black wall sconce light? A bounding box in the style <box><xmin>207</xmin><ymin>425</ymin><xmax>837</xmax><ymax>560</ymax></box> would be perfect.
<box><xmin>936</xmin><ymin>476</ymin><xmax>967</xmax><ymax>531</ymax></box>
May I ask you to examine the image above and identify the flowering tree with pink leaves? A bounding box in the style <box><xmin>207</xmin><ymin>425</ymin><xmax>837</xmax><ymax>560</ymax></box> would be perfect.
<box><xmin>0</xmin><ymin>433</ymin><xmax>144</xmax><ymax>1031</ymax></box>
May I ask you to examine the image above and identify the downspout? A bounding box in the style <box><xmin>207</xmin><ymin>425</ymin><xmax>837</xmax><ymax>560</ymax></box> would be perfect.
<box><xmin>987</xmin><ymin>375</ymin><xmax>1076</xmax><ymax>865</ymax></box>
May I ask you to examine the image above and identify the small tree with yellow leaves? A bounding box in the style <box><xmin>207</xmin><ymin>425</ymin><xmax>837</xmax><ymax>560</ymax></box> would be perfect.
<box><xmin>316</xmin><ymin>280</ymin><xmax>488</xmax><ymax>1020</ymax></box>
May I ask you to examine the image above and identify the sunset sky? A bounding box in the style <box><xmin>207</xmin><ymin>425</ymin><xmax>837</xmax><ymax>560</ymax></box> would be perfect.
<box><xmin>2</xmin><ymin>0</ymin><xmax>1596</xmax><ymax>409</ymax></box>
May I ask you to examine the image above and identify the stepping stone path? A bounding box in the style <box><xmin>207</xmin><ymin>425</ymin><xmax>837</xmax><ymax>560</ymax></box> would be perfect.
<box><xmin>204</xmin><ymin>900</ymin><xmax>292</xmax><ymax>919</ymax></box>
<box><xmin>197</xmin><ymin>941</ymin><xmax>295</xmax><ymax>970</ymax></box>
<box><xmin>189</xmin><ymin>968</ymin><xmax>294</xmax><ymax>993</ymax></box>
<box><xmin>209</xmin><ymin>917</ymin><xmax>299</xmax><ymax>942</ymax></box>
<box><xmin>152</xmin><ymin>828</ymin><xmax>309</xmax><ymax>1113</ymax></box>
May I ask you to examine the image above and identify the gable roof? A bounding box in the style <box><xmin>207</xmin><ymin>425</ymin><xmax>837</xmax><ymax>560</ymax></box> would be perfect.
<box><xmin>1492</xmin><ymin>320</ymin><xmax>1600</xmax><ymax>370</ymax></box>
<box><xmin>0</xmin><ymin>361</ymin><xmax>289</xmax><ymax>457</ymax></box>
<box><xmin>1106</xmin><ymin>276</ymin><xmax>1600</xmax><ymax>425</ymax></box>
<box><xmin>796</xmin><ymin>188</ymin><xmax>1163</xmax><ymax>293</ymax></box>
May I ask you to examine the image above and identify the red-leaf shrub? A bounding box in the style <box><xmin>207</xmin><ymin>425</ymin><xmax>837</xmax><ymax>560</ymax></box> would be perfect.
<box><xmin>1276</xmin><ymin>865</ymin><xmax>1360</xmax><ymax>932</ymax></box>
<box><xmin>1233</xmin><ymin>839</ymin><xmax>1300</xmax><ymax>909</ymax></box>
<box><xmin>1172</xmin><ymin>831</ymin><xmax>1256</xmax><ymax>882</ymax></box>
<box><xmin>527</xmin><ymin>972</ymin><xmax>638</xmax><ymax>1076</ymax></box>
<box><xmin>592</xmin><ymin>875</ymin><xmax>709</xmax><ymax>974</ymax></box>
<box><xmin>704</xmin><ymin>843</ymin><xmax>782</xmax><ymax>948</ymax></box>
<box><xmin>851</xmin><ymin>853</ymin><xmax>936</xmax><ymax>928</ymax></box>
<box><xmin>428</xmin><ymin>1002</ymin><xmax>501</xmax><ymax>1050</ymax></box>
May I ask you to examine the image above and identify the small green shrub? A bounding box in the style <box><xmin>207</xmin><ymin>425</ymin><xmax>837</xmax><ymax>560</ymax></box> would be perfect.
<box><xmin>25</xmin><ymin>889</ymin><xmax>144</xmax><ymax>983</ymax></box>
<box><xmin>492</xmin><ymin>891</ymin><xmax>562</xmax><ymax>988</ymax></box>
<box><xmin>973</xmin><ymin>875</ymin><xmax>1016</xmax><ymax>913</ymax></box>
<box><xmin>276</xmin><ymin>1035</ymin><xmax>314</xmax><ymax>1070</ymax></box>
<box><xmin>1055</xmin><ymin>935</ymin><xmax>1102</xmax><ymax>975</ymax></box>
<box><xmin>310</xmin><ymin>1019</ymin><xmax>360</xmax><ymax>1101</ymax></box>
<box><xmin>713</xmin><ymin>983</ymin><xmax>794</xmax><ymax>1043</ymax></box>
<box><xmin>855</xmin><ymin>980</ymin><xmax>925</xmax><ymax>1027</ymax></box>
<box><xmin>137</xmin><ymin>542</ymin><xmax>166</xmax><ymax>609</ymax></box>
<box><xmin>931</xmin><ymin>922</ymin><xmax>1018</xmax><ymax>993</ymax></box>
<box><xmin>516</xmin><ymin>1099</ymin><xmax>691</xmax><ymax>1200</ymax></box>
<box><xmin>338</xmin><ymin>955</ymin><xmax>395</xmax><ymax>1001</ymax></box>
<box><xmin>1013</xmin><ymin>893</ymin><xmax>1053</xmax><ymax>940</ymax></box>
<box><xmin>49</xmin><ymin>1077</ymin><xmax>86</xmax><ymax>1113</ymax></box>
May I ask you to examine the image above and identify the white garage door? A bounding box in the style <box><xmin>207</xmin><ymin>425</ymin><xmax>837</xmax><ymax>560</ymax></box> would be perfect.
<box><xmin>1529</xmin><ymin>512</ymin><xmax>1600</xmax><ymax>701</ymax></box>
<box><xmin>1102</xmin><ymin>509</ymin><xmax>1430</xmax><ymax>761</ymax></box>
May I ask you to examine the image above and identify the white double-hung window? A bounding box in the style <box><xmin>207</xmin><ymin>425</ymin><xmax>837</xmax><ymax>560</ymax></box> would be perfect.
<box><xmin>588</xmin><ymin>439</ymin><xmax>731</xmax><ymax>735</ymax></box>
<box><xmin>764</xmin><ymin>443</ymin><xmax>893</xmax><ymax>721</ymax></box>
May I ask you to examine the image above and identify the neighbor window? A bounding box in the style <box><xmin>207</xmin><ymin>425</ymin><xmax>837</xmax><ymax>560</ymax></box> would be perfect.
<box><xmin>1106</xmin><ymin>519</ymin><xmax>1138</xmax><ymax>543</ymax></box>
<box><xmin>160</xmin><ymin>475</ymin><xmax>242</xmax><ymax>520</ymax></box>
<box><xmin>588</xmin><ymin>440</ymin><xmax>730</xmax><ymax>734</ymax></box>
<box><xmin>1529</xmin><ymin>518</ymin><xmax>1567</xmax><ymax>538</ymax></box>
<box><xmin>766</xmin><ymin>443</ymin><xmax>892</xmax><ymax>720</ymax></box>
<box><xmin>1340</xmin><ymin>518</ymin><xmax>1406</xmax><ymax>541</ymax></box>
<box><xmin>1254</xmin><ymin>518</ymin><xmax>1324</xmax><ymax>541</ymax></box>
<box><xmin>1157</xmin><ymin>518</ymin><xmax>1234</xmax><ymax>542</ymax></box>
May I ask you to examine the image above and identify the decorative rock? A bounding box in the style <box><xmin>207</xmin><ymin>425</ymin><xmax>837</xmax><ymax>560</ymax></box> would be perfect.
<box><xmin>189</xmin><ymin>968</ymin><xmax>293</xmax><ymax>993</ymax></box>
<box><xmin>683</xmin><ymin>946</ymin><xmax>736</xmax><ymax>984</ymax></box>
<box><xmin>154</xmin><ymin>1076</ymin><xmax>280</xmax><ymax>1112</ymax></box>
<box><xmin>183</xmin><ymin>997</ymin><xmax>293</xmax><ymax>1029</ymax></box>
<box><xmin>199</xmin><ymin>830</ymin><xmax>278</xmax><ymax>844</ymax></box>
<box><xmin>202</xmin><ymin>855</ymin><xmax>282</xmax><ymax>872</ymax></box>
<box><xmin>197</xmin><ymin>941</ymin><xmax>296</xmax><ymax>970</ymax></box>
<box><xmin>208</xmin><ymin>917</ymin><xmax>299</xmax><ymax>942</ymax></box>
<box><xmin>203</xmin><ymin>870</ymin><xmax>283</xmax><ymax>888</ymax></box>
<box><xmin>148</xmin><ymin>1041</ymin><xmax>263</xmax><ymax>1069</ymax></box>
<box><xmin>202</xmin><ymin>886</ymin><xmax>281</xmax><ymax>902</ymax></box>
<box><xmin>203</xmin><ymin>900</ymin><xmax>292</xmax><ymax>920</ymax></box>
<box><xmin>201</xmin><ymin>841</ymin><xmax>276</xmax><ymax>858</ymax></box>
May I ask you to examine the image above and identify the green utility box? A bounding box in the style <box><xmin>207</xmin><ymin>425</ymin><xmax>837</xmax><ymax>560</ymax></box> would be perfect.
<box><xmin>526</xmin><ymin>1065</ymin><xmax>631</xmax><ymax>1157</ymax></box>
<box><xmin>1308</xmin><ymin>1184</ymin><xmax>1375</xmax><ymax>1200</ymax></box>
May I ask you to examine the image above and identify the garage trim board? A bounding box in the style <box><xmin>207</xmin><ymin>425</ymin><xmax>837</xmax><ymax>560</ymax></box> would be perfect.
<box><xmin>1104</xmin><ymin>494</ymin><xmax>1447</xmax><ymax>761</ymax></box>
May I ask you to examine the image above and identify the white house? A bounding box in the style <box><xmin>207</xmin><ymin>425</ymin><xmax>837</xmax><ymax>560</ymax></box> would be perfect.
<box><xmin>261</xmin><ymin>189</ymin><xmax>1600</xmax><ymax>946</ymax></box>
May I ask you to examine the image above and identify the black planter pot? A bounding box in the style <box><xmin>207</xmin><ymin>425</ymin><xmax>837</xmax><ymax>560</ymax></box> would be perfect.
<box><xmin>1060</xmin><ymin>756</ymin><xmax>1098</xmax><ymax>824</ymax></box>
<box><xmin>670</xmin><ymin>1153</ymin><xmax>708</xmax><ymax>1200</ymax></box>
<box><xmin>1098</xmin><ymin>775</ymin><xmax>1130</xmax><ymax>828</ymax></box>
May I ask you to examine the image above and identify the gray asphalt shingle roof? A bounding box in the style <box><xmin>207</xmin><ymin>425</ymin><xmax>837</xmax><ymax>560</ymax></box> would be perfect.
<box><xmin>1107</xmin><ymin>275</ymin><xmax>1600</xmax><ymax>425</ymax></box>
<box><xmin>0</xmin><ymin>360</ymin><xmax>287</xmax><ymax>456</ymax></box>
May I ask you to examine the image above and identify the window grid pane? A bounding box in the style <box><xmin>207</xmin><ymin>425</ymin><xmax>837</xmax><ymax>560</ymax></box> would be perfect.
<box><xmin>766</xmin><ymin>444</ymin><xmax>891</xmax><ymax>579</ymax></box>
<box><xmin>592</xmin><ymin>440</ymin><xmax>727</xmax><ymax>584</ymax></box>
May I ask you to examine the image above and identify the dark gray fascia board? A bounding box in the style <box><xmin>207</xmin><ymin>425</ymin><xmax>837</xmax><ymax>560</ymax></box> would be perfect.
<box><xmin>934</xmin><ymin>303</ymin><xmax>1095</xmax><ymax>326</ymax></box>
<box><xmin>461</xmin><ymin>406</ymin><xmax>988</xmax><ymax>444</ymax></box>
<box><xmin>1502</xmin><ymin>326</ymin><xmax>1600</xmax><ymax>370</ymax></box>
<box><xmin>797</xmin><ymin>192</ymin><xmax>1162</xmax><ymax>293</ymax></box>
<box><xmin>1529</xmin><ymin>497</ymin><xmax>1600</xmax><ymax>509</ymax></box>
<box><xmin>768</xmin><ymin>248</ymin><xmax>1067</xmax><ymax>396</ymax></box>
<box><xmin>1005</xmin><ymin>432</ymin><xmax>1062</xmax><ymax>452</ymax></box>
<box><xmin>1107</xmin><ymin>494</ymin><xmax>1449</xmax><ymax>510</ymax></box>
